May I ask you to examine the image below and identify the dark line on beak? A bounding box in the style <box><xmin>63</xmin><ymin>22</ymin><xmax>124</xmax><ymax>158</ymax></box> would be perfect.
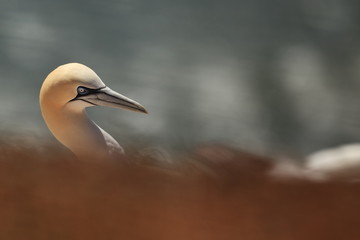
<box><xmin>79</xmin><ymin>99</ymin><xmax>97</xmax><ymax>106</ymax></box>
<box><xmin>102</xmin><ymin>93</ymin><xmax>147</xmax><ymax>113</ymax></box>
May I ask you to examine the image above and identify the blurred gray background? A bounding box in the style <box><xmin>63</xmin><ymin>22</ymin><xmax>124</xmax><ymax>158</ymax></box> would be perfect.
<box><xmin>1</xmin><ymin>0</ymin><xmax>360</xmax><ymax>156</ymax></box>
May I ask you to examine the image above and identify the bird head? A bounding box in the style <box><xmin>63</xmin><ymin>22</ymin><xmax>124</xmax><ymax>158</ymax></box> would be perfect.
<box><xmin>40</xmin><ymin>63</ymin><xmax>147</xmax><ymax>113</ymax></box>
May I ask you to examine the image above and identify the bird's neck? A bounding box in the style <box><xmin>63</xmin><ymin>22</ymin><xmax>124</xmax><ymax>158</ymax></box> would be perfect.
<box><xmin>42</xmin><ymin>106</ymin><xmax>121</xmax><ymax>160</ymax></box>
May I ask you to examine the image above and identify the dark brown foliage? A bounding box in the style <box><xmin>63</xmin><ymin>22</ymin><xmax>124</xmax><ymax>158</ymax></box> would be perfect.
<box><xmin>0</xmin><ymin>144</ymin><xmax>359</xmax><ymax>240</ymax></box>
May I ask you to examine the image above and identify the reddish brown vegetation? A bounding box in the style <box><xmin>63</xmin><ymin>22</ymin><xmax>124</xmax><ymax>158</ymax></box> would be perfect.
<box><xmin>0</xmin><ymin>144</ymin><xmax>359</xmax><ymax>240</ymax></box>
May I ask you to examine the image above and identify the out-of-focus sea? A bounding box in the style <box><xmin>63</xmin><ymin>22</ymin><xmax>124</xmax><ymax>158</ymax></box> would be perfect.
<box><xmin>1</xmin><ymin>0</ymin><xmax>360</xmax><ymax>156</ymax></box>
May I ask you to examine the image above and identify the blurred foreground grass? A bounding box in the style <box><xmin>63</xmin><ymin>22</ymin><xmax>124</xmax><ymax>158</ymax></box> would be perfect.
<box><xmin>0</xmin><ymin>143</ymin><xmax>359</xmax><ymax>240</ymax></box>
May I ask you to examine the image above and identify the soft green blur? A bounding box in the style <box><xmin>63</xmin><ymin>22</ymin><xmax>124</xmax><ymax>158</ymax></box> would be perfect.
<box><xmin>0</xmin><ymin>0</ymin><xmax>359</xmax><ymax>155</ymax></box>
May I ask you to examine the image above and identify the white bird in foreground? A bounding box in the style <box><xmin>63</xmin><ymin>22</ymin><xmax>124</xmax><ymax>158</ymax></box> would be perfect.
<box><xmin>306</xmin><ymin>144</ymin><xmax>360</xmax><ymax>177</ymax></box>
<box><xmin>40</xmin><ymin>63</ymin><xmax>147</xmax><ymax>160</ymax></box>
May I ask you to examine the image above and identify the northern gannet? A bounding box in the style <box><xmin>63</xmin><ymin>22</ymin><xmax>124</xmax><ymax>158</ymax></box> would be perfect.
<box><xmin>40</xmin><ymin>63</ymin><xmax>147</xmax><ymax>160</ymax></box>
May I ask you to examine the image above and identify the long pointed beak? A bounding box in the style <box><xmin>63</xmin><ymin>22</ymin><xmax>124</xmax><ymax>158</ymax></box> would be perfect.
<box><xmin>77</xmin><ymin>87</ymin><xmax>148</xmax><ymax>113</ymax></box>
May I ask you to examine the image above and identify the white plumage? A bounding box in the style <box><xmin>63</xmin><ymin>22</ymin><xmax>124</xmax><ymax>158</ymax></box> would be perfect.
<box><xmin>39</xmin><ymin>63</ymin><xmax>147</xmax><ymax>160</ymax></box>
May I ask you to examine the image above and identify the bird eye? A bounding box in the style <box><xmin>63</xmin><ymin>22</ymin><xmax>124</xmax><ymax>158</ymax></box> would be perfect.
<box><xmin>77</xmin><ymin>87</ymin><xmax>88</xmax><ymax>95</ymax></box>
